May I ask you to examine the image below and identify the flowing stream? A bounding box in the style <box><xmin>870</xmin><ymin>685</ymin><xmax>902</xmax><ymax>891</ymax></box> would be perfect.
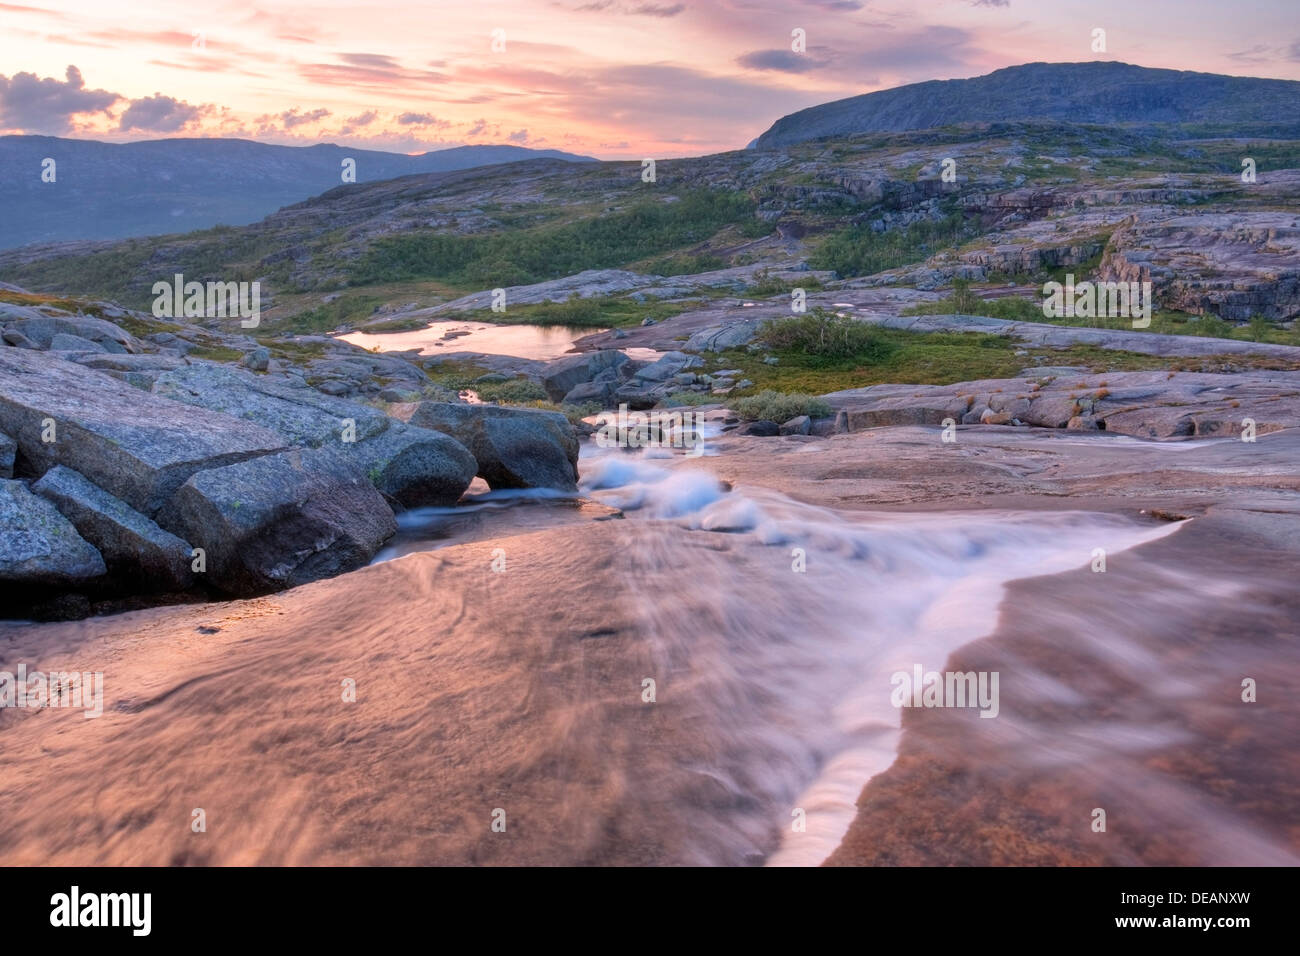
<box><xmin>371</xmin><ymin>432</ymin><xmax>1187</xmax><ymax>864</ymax></box>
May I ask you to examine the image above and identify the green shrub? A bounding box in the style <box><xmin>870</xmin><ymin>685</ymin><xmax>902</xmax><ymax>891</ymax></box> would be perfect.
<box><xmin>809</xmin><ymin>212</ymin><xmax>973</xmax><ymax>278</ymax></box>
<box><xmin>1192</xmin><ymin>314</ymin><xmax>1234</xmax><ymax>338</ymax></box>
<box><xmin>1247</xmin><ymin>316</ymin><xmax>1274</xmax><ymax>342</ymax></box>
<box><xmin>757</xmin><ymin>309</ymin><xmax>895</xmax><ymax>362</ymax></box>
<box><xmin>518</xmin><ymin>295</ymin><xmax>604</xmax><ymax>326</ymax></box>
<box><xmin>733</xmin><ymin>389</ymin><xmax>831</xmax><ymax>422</ymax></box>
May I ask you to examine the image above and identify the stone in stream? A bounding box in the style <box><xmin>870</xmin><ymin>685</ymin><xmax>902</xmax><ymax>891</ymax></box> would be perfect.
<box><xmin>737</xmin><ymin>420</ymin><xmax>780</xmax><ymax>436</ymax></box>
<box><xmin>390</xmin><ymin>401</ymin><xmax>580</xmax><ymax>492</ymax></box>
<box><xmin>779</xmin><ymin>415</ymin><xmax>812</xmax><ymax>436</ymax></box>
<box><xmin>32</xmin><ymin>465</ymin><xmax>194</xmax><ymax>593</ymax></box>
<box><xmin>159</xmin><ymin>447</ymin><xmax>397</xmax><ymax>597</ymax></box>
<box><xmin>0</xmin><ymin>479</ymin><xmax>106</xmax><ymax>589</ymax></box>
<box><xmin>0</xmin><ymin>348</ymin><xmax>287</xmax><ymax>516</ymax></box>
<box><xmin>562</xmin><ymin>379</ymin><xmax>617</xmax><ymax>406</ymax></box>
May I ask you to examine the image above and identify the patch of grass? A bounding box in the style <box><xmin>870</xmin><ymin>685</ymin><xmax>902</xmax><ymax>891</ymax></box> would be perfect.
<box><xmin>461</xmin><ymin>294</ymin><xmax>694</xmax><ymax>329</ymax></box>
<box><xmin>475</xmin><ymin>378</ymin><xmax>547</xmax><ymax>403</ymax></box>
<box><xmin>746</xmin><ymin>269</ymin><xmax>824</xmax><ymax>297</ymax></box>
<box><xmin>186</xmin><ymin>345</ymin><xmax>244</xmax><ymax>362</ymax></box>
<box><xmin>421</xmin><ymin>360</ymin><xmax>495</xmax><ymax>390</ymax></box>
<box><xmin>362</xmin><ymin>316</ymin><xmax>435</xmax><ymax>333</ymax></box>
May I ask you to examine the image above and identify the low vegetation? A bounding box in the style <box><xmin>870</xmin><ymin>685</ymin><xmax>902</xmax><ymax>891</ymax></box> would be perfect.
<box><xmin>733</xmin><ymin>390</ymin><xmax>832</xmax><ymax>422</ymax></box>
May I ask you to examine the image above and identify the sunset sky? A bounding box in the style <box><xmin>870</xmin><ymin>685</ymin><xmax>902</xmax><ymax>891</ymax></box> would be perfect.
<box><xmin>2</xmin><ymin>0</ymin><xmax>1299</xmax><ymax>158</ymax></box>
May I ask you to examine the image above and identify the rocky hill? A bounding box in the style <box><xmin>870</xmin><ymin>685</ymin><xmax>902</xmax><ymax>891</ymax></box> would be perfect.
<box><xmin>753</xmin><ymin>62</ymin><xmax>1300</xmax><ymax>148</ymax></box>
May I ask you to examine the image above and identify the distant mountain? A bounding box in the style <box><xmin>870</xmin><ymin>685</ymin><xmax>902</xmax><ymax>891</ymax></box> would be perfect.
<box><xmin>752</xmin><ymin>61</ymin><xmax>1300</xmax><ymax>148</ymax></box>
<box><xmin>0</xmin><ymin>137</ymin><xmax>596</xmax><ymax>249</ymax></box>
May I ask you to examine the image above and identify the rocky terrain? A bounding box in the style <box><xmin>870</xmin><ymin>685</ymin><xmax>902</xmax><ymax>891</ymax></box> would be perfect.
<box><xmin>0</xmin><ymin>291</ymin><xmax>582</xmax><ymax>618</ymax></box>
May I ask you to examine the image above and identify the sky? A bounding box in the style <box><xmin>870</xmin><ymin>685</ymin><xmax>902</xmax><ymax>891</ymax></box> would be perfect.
<box><xmin>2</xmin><ymin>0</ymin><xmax>1299</xmax><ymax>159</ymax></box>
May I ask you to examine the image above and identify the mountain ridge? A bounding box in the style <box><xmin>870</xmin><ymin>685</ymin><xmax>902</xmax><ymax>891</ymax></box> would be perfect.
<box><xmin>0</xmin><ymin>136</ymin><xmax>596</xmax><ymax>250</ymax></box>
<box><xmin>753</xmin><ymin>61</ymin><xmax>1300</xmax><ymax>148</ymax></box>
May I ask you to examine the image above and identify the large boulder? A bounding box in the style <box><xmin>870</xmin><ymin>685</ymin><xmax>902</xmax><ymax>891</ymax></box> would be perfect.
<box><xmin>33</xmin><ymin>466</ymin><xmax>193</xmax><ymax>593</ymax></box>
<box><xmin>540</xmin><ymin>350</ymin><xmax>629</xmax><ymax>402</ymax></box>
<box><xmin>336</xmin><ymin>421</ymin><xmax>477</xmax><ymax>508</ymax></box>
<box><xmin>391</xmin><ymin>402</ymin><xmax>580</xmax><ymax>492</ymax></box>
<box><xmin>154</xmin><ymin>362</ymin><xmax>475</xmax><ymax>506</ymax></box>
<box><xmin>158</xmin><ymin>448</ymin><xmax>397</xmax><ymax>597</ymax></box>
<box><xmin>0</xmin><ymin>348</ymin><xmax>287</xmax><ymax>515</ymax></box>
<box><xmin>0</xmin><ymin>479</ymin><xmax>105</xmax><ymax>589</ymax></box>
